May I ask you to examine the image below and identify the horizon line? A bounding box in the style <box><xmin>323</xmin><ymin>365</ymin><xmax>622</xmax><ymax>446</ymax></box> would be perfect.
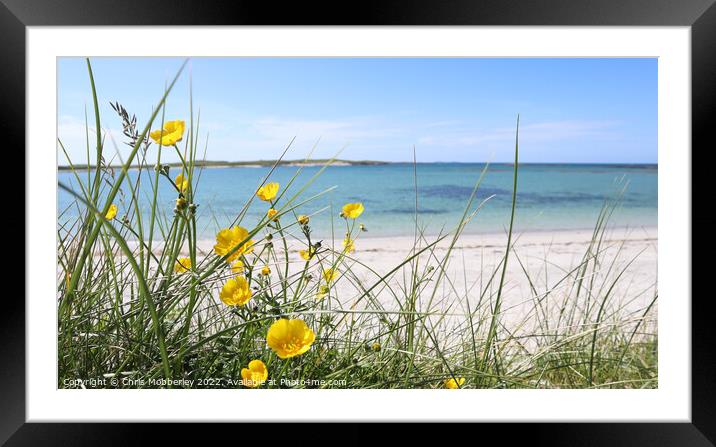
<box><xmin>57</xmin><ymin>159</ymin><xmax>658</xmax><ymax>170</ymax></box>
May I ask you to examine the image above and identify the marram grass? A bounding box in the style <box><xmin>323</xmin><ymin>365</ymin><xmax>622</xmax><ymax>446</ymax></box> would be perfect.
<box><xmin>57</xmin><ymin>59</ymin><xmax>657</xmax><ymax>389</ymax></box>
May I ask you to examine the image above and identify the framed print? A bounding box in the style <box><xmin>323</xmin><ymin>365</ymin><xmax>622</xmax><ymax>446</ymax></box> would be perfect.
<box><xmin>6</xmin><ymin>0</ymin><xmax>716</xmax><ymax>444</ymax></box>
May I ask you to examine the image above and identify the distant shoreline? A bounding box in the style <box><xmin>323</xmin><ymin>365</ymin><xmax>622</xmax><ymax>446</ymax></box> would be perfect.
<box><xmin>58</xmin><ymin>160</ymin><xmax>658</xmax><ymax>171</ymax></box>
<box><xmin>57</xmin><ymin>159</ymin><xmax>387</xmax><ymax>171</ymax></box>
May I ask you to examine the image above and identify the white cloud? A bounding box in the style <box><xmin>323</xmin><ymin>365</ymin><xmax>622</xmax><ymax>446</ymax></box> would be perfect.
<box><xmin>199</xmin><ymin>115</ymin><xmax>411</xmax><ymax>160</ymax></box>
<box><xmin>58</xmin><ymin>115</ymin><xmax>142</xmax><ymax>165</ymax></box>
<box><xmin>417</xmin><ymin>120</ymin><xmax>620</xmax><ymax>147</ymax></box>
<box><xmin>250</xmin><ymin>116</ymin><xmax>405</xmax><ymax>141</ymax></box>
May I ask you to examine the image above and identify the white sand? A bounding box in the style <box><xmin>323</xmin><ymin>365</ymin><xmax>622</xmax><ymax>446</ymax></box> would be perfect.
<box><xmin>187</xmin><ymin>226</ymin><xmax>657</xmax><ymax>334</ymax></box>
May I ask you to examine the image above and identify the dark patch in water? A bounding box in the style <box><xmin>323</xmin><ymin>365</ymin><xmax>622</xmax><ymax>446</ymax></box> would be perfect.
<box><xmin>383</xmin><ymin>207</ymin><xmax>448</xmax><ymax>215</ymax></box>
<box><xmin>401</xmin><ymin>184</ymin><xmax>654</xmax><ymax>207</ymax></box>
<box><xmin>345</xmin><ymin>196</ymin><xmax>377</xmax><ymax>204</ymax></box>
<box><xmin>342</xmin><ymin>196</ymin><xmax>378</xmax><ymax>204</ymax></box>
<box><xmin>517</xmin><ymin>191</ymin><xmax>653</xmax><ymax>206</ymax></box>
<box><xmin>518</xmin><ymin>191</ymin><xmax>605</xmax><ymax>205</ymax></box>
<box><xmin>604</xmin><ymin>164</ymin><xmax>658</xmax><ymax>170</ymax></box>
<box><xmin>411</xmin><ymin>185</ymin><xmax>510</xmax><ymax>200</ymax></box>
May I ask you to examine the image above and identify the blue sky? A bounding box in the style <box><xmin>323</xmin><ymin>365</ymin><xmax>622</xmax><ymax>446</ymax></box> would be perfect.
<box><xmin>58</xmin><ymin>58</ymin><xmax>657</xmax><ymax>164</ymax></box>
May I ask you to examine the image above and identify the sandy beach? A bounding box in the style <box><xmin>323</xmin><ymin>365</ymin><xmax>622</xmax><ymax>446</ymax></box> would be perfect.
<box><xmin>181</xmin><ymin>226</ymin><xmax>658</xmax><ymax>334</ymax></box>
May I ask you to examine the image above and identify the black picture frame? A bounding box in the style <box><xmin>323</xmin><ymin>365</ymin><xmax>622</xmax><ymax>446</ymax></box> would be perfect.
<box><xmin>6</xmin><ymin>0</ymin><xmax>715</xmax><ymax>444</ymax></box>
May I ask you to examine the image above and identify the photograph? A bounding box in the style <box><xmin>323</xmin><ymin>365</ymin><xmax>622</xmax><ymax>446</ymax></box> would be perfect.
<box><xmin>56</xmin><ymin>56</ymin><xmax>658</xmax><ymax>390</ymax></box>
<box><xmin>3</xmin><ymin>0</ymin><xmax>710</xmax><ymax>439</ymax></box>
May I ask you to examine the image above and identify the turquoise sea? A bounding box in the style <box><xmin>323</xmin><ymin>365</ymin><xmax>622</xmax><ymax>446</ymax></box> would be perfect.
<box><xmin>57</xmin><ymin>163</ymin><xmax>657</xmax><ymax>239</ymax></box>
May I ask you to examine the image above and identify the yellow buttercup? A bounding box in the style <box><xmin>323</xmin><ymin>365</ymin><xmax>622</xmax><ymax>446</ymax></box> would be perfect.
<box><xmin>214</xmin><ymin>226</ymin><xmax>254</xmax><ymax>262</ymax></box>
<box><xmin>105</xmin><ymin>204</ymin><xmax>118</xmax><ymax>220</ymax></box>
<box><xmin>219</xmin><ymin>276</ymin><xmax>252</xmax><ymax>306</ymax></box>
<box><xmin>444</xmin><ymin>377</ymin><xmax>465</xmax><ymax>389</ymax></box>
<box><xmin>256</xmin><ymin>182</ymin><xmax>280</xmax><ymax>202</ymax></box>
<box><xmin>341</xmin><ymin>202</ymin><xmax>364</xmax><ymax>219</ymax></box>
<box><xmin>175</xmin><ymin>174</ymin><xmax>189</xmax><ymax>193</ymax></box>
<box><xmin>174</xmin><ymin>257</ymin><xmax>191</xmax><ymax>274</ymax></box>
<box><xmin>241</xmin><ymin>360</ymin><xmax>268</xmax><ymax>388</ymax></box>
<box><xmin>266</xmin><ymin>319</ymin><xmax>315</xmax><ymax>359</ymax></box>
<box><xmin>299</xmin><ymin>246</ymin><xmax>316</xmax><ymax>261</ymax></box>
<box><xmin>323</xmin><ymin>268</ymin><xmax>337</xmax><ymax>283</ymax></box>
<box><xmin>149</xmin><ymin>120</ymin><xmax>185</xmax><ymax>146</ymax></box>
